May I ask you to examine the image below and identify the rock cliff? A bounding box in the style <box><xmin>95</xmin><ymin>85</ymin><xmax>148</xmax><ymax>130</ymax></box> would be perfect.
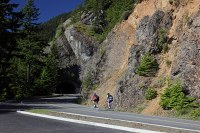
<box><xmin>55</xmin><ymin>0</ymin><xmax>200</xmax><ymax>114</ymax></box>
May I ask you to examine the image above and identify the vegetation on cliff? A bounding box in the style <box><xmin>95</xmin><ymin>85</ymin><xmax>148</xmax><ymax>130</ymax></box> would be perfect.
<box><xmin>160</xmin><ymin>80</ymin><xmax>198</xmax><ymax>110</ymax></box>
<box><xmin>39</xmin><ymin>12</ymin><xmax>71</xmax><ymax>41</ymax></box>
<box><xmin>72</xmin><ymin>0</ymin><xmax>137</xmax><ymax>42</ymax></box>
<box><xmin>136</xmin><ymin>52</ymin><xmax>159</xmax><ymax>77</ymax></box>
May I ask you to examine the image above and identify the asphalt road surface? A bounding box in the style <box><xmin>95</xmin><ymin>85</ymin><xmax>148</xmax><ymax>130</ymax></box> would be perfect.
<box><xmin>0</xmin><ymin>111</ymin><xmax>132</xmax><ymax>133</ymax></box>
<box><xmin>52</xmin><ymin>103</ymin><xmax>200</xmax><ymax>132</ymax></box>
<box><xmin>1</xmin><ymin>95</ymin><xmax>200</xmax><ymax>132</ymax></box>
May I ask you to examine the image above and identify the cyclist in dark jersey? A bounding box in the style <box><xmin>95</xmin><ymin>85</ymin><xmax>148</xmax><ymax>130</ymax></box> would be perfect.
<box><xmin>107</xmin><ymin>93</ymin><xmax>113</xmax><ymax>109</ymax></box>
<box><xmin>91</xmin><ymin>93</ymin><xmax>99</xmax><ymax>108</ymax></box>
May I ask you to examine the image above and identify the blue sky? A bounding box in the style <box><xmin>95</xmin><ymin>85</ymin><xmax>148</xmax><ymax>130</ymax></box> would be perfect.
<box><xmin>11</xmin><ymin>0</ymin><xmax>84</xmax><ymax>22</ymax></box>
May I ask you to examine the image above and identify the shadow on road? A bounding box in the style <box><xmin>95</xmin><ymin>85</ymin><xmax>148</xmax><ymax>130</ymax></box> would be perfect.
<box><xmin>22</xmin><ymin>94</ymin><xmax>82</xmax><ymax>104</ymax></box>
<box><xmin>0</xmin><ymin>103</ymin><xmax>60</xmax><ymax>114</ymax></box>
<box><xmin>0</xmin><ymin>94</ymin><xmax>82</xmax><ymax>114</ymax></box>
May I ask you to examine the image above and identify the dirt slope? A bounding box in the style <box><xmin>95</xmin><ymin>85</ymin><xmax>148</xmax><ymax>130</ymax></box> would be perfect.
<box><xmin>89</xmin><ymin>0</ymin><xmax>200</xmax><ymax>115</ymax></box>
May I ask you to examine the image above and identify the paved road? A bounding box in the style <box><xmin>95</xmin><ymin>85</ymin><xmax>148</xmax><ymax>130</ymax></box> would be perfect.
<box><xmin>51</xmin><ymin>103</ymin><xmax>200</xmax><ymax>132</ymax></box>
<box><xmin>0</xmin><ymin>111</ymin><xmax>131</xmax><ymax>133</ymax></box>
<box><xmin>1</xmin><ymin>95</ymin><xmax>200</xmax><ymax>132</ymax></box>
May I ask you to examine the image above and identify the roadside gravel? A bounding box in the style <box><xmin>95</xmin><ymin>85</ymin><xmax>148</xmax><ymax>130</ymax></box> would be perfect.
<box><xmin>27</xmin><ymin>110</ymin><xmax>199</xmax><ymax>133</ymax></box>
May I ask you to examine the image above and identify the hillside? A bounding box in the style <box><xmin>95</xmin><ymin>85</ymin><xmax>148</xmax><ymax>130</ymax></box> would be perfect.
<box><xmin>52</xmin><ymin>0</ymin><xmax>200</xmax><ymax>119</ymax></box>
<box><xmin>39</xmin><ymin>12</ymin><xmax>71</xmax><ymax>41</ymax></box>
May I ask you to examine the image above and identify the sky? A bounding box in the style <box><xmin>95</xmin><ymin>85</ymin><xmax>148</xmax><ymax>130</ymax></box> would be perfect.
<box><xmin>11</xmin><ymin>0</ymin><xmax>84</xmax><ymax>23</ymax></box>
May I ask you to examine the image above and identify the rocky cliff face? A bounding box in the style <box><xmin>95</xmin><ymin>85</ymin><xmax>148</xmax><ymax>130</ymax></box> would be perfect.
<box><xmin>115</xmin><ymin>9</ymin><xmax>173</xmax><ymax>109</ymax></box>
<box><xmin>115</xmin><ymin>0</ymin><xmax>200</xmax><ymax>111</ymax></box>
<box><xmin>55</xmin><ymin>0</ymin><xmax>200</xmax><ymax>113</ymax></box>
<box><xmin>171</xmin><ymin>9</ymin><xmax>200</xmax><ymax>103</ymax></box>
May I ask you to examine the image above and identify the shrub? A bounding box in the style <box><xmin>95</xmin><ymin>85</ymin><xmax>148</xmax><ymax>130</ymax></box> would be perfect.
<box><xmin>190</xmin><ymin>108</ymin><xmax>200</xmax><ymax>119</ymax></box>
<box><xmin>82</xmin><ymin>70</ymin><xmax>93</xmax><ymax>91</ymax></box>
<box><xmin>152</xmin><ymin>76</ymin><xmax>166</xmax><ymax>88</ymax></box>
<box><xmin>145</xmin><ymin>88</ymin><xmax>157</xmax><ymax>100</ymax></box>
<box><xmin>136</xmin><ymin>52</ymin><xmax>159</xmax><ymax>76</ymax></box>
<box><xmin>0</xmin><ymin>89</ymin><xmax>7</xmax><ymax>101</ymax></box>
<box><xmin>158</xmin><ymin>28</ymin><xmax>168</xmax><ymax>53</ymax></box>
<box><xmin>74</xmin><ymin>22</ymin><xmax>96</xmax><ymax>37</ymax></box>
<box><xmin>83</xmin><ymin>0</ymin><xmax>135</xmax><ymax>43</ymax></box>
<box><xmin>160</xmin><ymin>80</ymin><xmax>198</xmax><ymax>110</ymax></box>
<box><xmin>55</xmin><ymin>24</ymin><xmax>65</xmax><ymax>38</ymax></box>
<box><xmin>169</xmin><ymin>0</ymin><xmax>173</xmax><ymax>5</ymax></box>
<box><xmin>176</xmin><ymin>108</ymin><xmax>192</xmax><ymax>116</ymax></box>
<box><xmin>120</xmin><ymin>10</ymin><xmax>132</xmax><ymax>21</ymax></box>
<box><xmin>165</xmin><ymin>60</ymin><xmax>172</xmax><ymax>67</ymax></box>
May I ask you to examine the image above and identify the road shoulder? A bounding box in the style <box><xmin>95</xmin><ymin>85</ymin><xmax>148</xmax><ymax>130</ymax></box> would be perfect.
<box><xmin>17</xmin><ymin>110</ymin><xmax>199</xmax><ymax>133</ymax></box>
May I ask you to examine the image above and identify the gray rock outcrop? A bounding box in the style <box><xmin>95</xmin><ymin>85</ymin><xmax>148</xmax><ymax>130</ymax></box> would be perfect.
<box><xmin>64</xmin><ymin>25</ymin><xmax>97</xmax><ymax>62</ymax></box>
<box><xmin>136</xmin><ymin>10</ymin><xmax>172</xmax><ymax>53</ymax></box>
<box><xmin>115</xmin><ymin>10</ymin><xmax>173</xmax><ymax>109</ymax></box>
<box><xmin>55</xmin><ymin>35</ymin><xmax>77</xmax><ymax>68</ymax></box>
<box><xmin>171</xmin><ymin>10</ymin><xmax>200</xmax><ymax>103</ymax></box>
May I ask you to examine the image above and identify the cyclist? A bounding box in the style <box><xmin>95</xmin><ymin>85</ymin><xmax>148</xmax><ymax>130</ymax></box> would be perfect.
<box><xmin>107</xmin><ymin>93</ymin><xmax>113</xmax><ymax>109</ymax></box>
<box><xmin>91</xmin><ymin>93</ymin><xmax>99</xmax><ymax>108</ymax></box>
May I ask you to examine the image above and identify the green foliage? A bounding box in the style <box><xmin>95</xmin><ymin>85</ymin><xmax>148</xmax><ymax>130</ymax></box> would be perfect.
<box><xmin>74</xmin><ymin>22</ymin><xmax>96</xmax><ymax>37</ymax></box>
<box><xmin>175</xmin><ymin>108</ymin><xmax>193</xmax><ymax>117</ymax></box>
<box><xmin>133</xmin><ymin>103</ymin><xmax>147</xmax><ymax>113</ymax></box>
<box><xmin>2</xmin><ymin>0</ymin><xmax>60</xmax><ymax>99</ymax></box>
<box><xmin>71</xmin><ymin>4</ymin><xmax>83</xmax><ymax>24</ymax></box>
<box><xmin>99</xmin><ymin>47</ymin><xmax>106</xmax><ymax>57</ymax></box>
<box><xmin>21</xmin><ymin>0</ymin><xmax>39</xmax><ymax>32</ymax></box>
<box><xmin>82</xmin><ymin>70</ymin><xmax>93</xmax><ymax>91</ymax></box>
<box><xmin>39</xmin><ymin>12</ymin><xmax>71</xmax><ymax>41</ymax></box>
<box><xmin>145</xmin><ymin>87</ymin><xmax>157</xmax><ymax>100</ymax></box>
<box><xmin>76</xmin><ymin>0</ymin><xmax>136</xmax><ymax>43</ymax></box>
<box><xmin>158</xmin><ymin>28</ymin><xmax>168</xmax><ymax>53</ymax></box>
<box><xmin>34</xmin><ymin>42</ymin><xmax>59</xmax><ymax>96</ymax></box>
<box><xmin>0</xmin><ymin>0</ymin><xmax>23</xmax><ymax>97</ymax></box>
<box><xmin>169</xmin><ymin>0</ymin><xmax>173</xmax><ymax>5</ymax></box>
<box><xmin>165</xmin><ymin>60</ymin><xmax>172</xmax><ymax>67</ymax></box>
<box><xmin>190</xmin><ymin>108</ymin><xmax>200</xmax><ymax>119</ymax></box>
<box><xmin>0</xmin><ymin>89</ymin><xmax>7</xmax><ymax>101</ymax></box>
<box><xmin>8</xmin><ymin>57</ymin><xmax>30</xmax><ymax>99</ymax></box>
<box><xmin>136</xmin><ymin>52</ymin><xmax>159</xmax><ymax>76</ymax></box>
<box><xmin>120</xmin><ymin>10</ymin><xmax>132</xmax><ymax>21</ymax></box>
<box><xmin>28</xmin><ymin>109</ymin><xmax>51</xmax><ymax>114</ymax></box>
<box><xmin>160</xmin><ymin>80</ymin><xmax>198</xmax><ymax>110</ymax></box>
<box><xmin>55</xmin><ymin>24</ymin><xmax>65</xmax><ymax>38</ymax></box>
<box><xmin>152</xmin><ymin>76</ymin><xmax>166</xmax><ymax>88</ymax></box>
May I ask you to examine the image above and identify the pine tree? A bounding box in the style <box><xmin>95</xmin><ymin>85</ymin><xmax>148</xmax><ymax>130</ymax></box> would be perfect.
<box><xmin>136</xmin><ymin>52</ymin><xmax>159</xmax><ymax>77</ymax></box>
<box><xmin>35</xmin><ymin>43</ymin><xmax>59</xmax><ymax>95</ymax></box>
<box><xmin>0</xmin><ymin>0</ymin><xmax>23</xmax><ymax>99</ymax></box>
<box><xmin>9</xmin><ymin>0</ymin><xmax>47</xmax><ymax>98</ymax></box>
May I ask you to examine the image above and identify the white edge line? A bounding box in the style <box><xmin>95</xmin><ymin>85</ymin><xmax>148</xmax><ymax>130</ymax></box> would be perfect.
<box><xmin>57</xmin><ymin>111</ymin><xmax>200</xmax><ymax>133</ymax></box>
<box><xmin>17</xmin><ymin>111</ymin><xmax>163</xmax><ymax>133</ymax></box>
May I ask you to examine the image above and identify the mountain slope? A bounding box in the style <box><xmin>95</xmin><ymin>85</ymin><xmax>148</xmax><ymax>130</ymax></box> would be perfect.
<box><xmin>52</xmin><ymin>0</ymin><xmax>200</xmax><ymax>117</ymax></box>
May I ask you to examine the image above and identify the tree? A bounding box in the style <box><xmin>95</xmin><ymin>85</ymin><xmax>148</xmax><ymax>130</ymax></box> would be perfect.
<box><xmin>160</xmin><ymin>80</ymin><xmax>198</xmax><ymax>110</ymax></box>
<box><xmin>21</xmin><ymin>0</ymin><xmax>39</xmax><ymax>32</ymax></box>
<box><xmin>0</xmin><ymin>0</ymin><xmax>23</xmax><ymax>99</ymax></box>
<box><xmin>8</xmin><ymin>0</ymin><xmax>47</xmax><ymax>98</ymax></box>
<box><xmin>1</xmin><ymin>0</ymin><xmax>60</xmax><ymax>99</ymax></box>
<box><xmin>136</xmin><ymin>52</ymin><xmax>159</xmax><ymax>76</ymax></box>
<box><xmin>35</xmin><ymin>43</ymin><xmax>59</xmax><ymax>95</ymax></box>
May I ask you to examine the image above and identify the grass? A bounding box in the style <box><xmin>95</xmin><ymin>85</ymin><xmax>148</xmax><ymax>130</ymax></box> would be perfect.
<box><xmin>131</xmin><ymin>103</ymin><xmax>147</xmax><ymax>114</ymax></box>
<box><xmin>165</xmin><ymin>108</ymin><xmax>200</xmax><ymax>121</ymax></box>
<box><xmin>28</xmin><ymin>109</ymin><xmax>52</xmax><ymax>114</ymax></box>
<box><xmin>73</xmin><ymin>97</ymin><xmax>86</xmax><ymax>104</ymax></box>
<box><xmin>74</xmin><ymin>22</ymin><xmax>109</xmax><ymax>43</ymax></box>
<box><xmin>152</xmin><ymin>76</ymin><xmax>166</xmax><ymax>88</ymax></box>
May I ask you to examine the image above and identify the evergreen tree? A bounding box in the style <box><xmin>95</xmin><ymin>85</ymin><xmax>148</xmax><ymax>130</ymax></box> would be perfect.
<box><xmin>35</xmin><ymin>43</ymin><xmax>59</xmax><ymax>95</ymax></box>
<box><xmin>9</xmin><ymin>0</ymin><xmax>47</xmax><ymax>98</ymax></box>
<box><xmin>136</xmin><ymin>52</ymin><xmax>159</xmax><ymax>77</ymax></box>
<box><xmin>0</xmin><ymin>0</ymin><xmax>23</xmax><ymax>99</ymax></box>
